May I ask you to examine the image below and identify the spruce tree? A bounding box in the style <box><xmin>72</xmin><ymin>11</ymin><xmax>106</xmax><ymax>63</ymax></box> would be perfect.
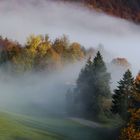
<box><xmin>73</xmin><ymin>51</ymin><xmax>111</xmax><ymax>118</ymax></box>
<box><xmin>92</xmin><ymin>51</ymin><xmax>111</xmax><ymax>98</ymax></box>
<box><xmin>90</xmin><ymin>51</ymin><xmax>111</xmax><ymax>117</ymax></box>
<box><xmin>75</xmin><ymin>57</ymin><xmax>93</xmax><ymax>116</ymax></box>
<box><xmin>111</xmin><ymin>70</ymin><xmax>134</xmax><ymax>120</ymax></box>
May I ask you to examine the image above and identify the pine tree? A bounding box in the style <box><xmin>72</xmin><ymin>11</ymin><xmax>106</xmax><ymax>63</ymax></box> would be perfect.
<box><xmin>92</xmin><ymin>51</ymin><xmax>111</xmax><ymax>98</ymax></box>
<box><xmin>111</xmin><ymin>70</ymin><xmax>134</xmax><ymax>120</ymax></box>
<box><xmin>74</xmin><ymin>57</ymin><xmax>93</xmax><ymax>116</ymax></box>
<box><xmin>71</xmin><ymin>51</ymin><xmax>111</xmax><ymax>118</ymax></box>
<box><xmin>91</xmin><ymin>51</ymin><xmax>111</xmax><ymax>117</ymax></box>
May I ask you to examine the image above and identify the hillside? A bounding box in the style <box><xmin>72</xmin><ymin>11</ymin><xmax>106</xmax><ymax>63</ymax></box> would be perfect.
<box><xmin>0</xmin><ymin>112</ymin><xmax>119</xmax><ymax>140</ymax></box>
<box><xmin>0</xmin><ymin>113</ymin><xmax>61</xmax><ymax>140</ymax></box>
<box><xmin>62</xmin><ymin>0</ymin><xmax>140</xmax><ymax>23</ymax></box>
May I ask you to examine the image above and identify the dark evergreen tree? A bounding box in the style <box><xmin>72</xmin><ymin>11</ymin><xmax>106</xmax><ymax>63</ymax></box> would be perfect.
<box><xmin>111</xmin><ymin>70</ymin><xmax>134</xmax><ymax>120</ymax></box>
<box><xmin>71</xmin><ymin>51</ymin><xmax>111</xmax><ymax>118</ymax></box>
<box><xmin>74</xmin><ymin>57</ymin><xmax>93</xmax><ymax>116</ymax></box>
<box><xmin>92</xmin><ymin>51</ymin><xmax>111</xmax><ymax>98</ymax></box>
<box><xmin>90</xmin><ymin>51</ymin><xmax>111</xmax><ymax>117</ymax></box>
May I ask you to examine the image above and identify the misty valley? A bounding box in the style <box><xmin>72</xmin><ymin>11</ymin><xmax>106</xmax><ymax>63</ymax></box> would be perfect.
<box><xmin>0</xmin><ymin>0</ymin><xmax>140</xmax><ymax>140</ymax></box>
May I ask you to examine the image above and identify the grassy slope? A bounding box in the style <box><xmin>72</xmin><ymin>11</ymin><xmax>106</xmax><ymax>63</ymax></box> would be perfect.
<box><xmin>0</xmin><ymin>112</ymin><xmax>119</xmax><ymax>140</ymax></box>
<box><xmin>0</xmin><ymin>113</ymin><xmax>62</xmax><ymax>140</ymax></box>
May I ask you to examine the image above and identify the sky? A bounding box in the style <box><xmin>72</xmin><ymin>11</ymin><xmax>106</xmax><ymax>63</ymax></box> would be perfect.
<box><xmin>0</xmin><ymin>0</ymin><xmax>140</xmax><ymax>73</ymax></box>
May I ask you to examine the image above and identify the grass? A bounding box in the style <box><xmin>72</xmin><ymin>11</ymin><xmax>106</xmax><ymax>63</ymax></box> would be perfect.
<box><xmin>0</xmin><ymin>112</ymin><xmax>62</xmax><ymax>140</ymax></box>
<box><xmin>0</xmin><ymin>112</ymin><xmax>120</xmax><ymax>140</ymax></box>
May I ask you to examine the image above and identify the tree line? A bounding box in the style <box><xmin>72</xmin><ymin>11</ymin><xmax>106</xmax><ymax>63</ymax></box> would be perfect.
<box><xmin>0</xmin><ymin>35</ymin><xmax>87</xmax><ymax>74</ymax></box>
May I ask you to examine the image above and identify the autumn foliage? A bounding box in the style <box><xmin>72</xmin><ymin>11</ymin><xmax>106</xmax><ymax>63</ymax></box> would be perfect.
<box><xmin>0</xmin><ymin>35</ymin><xmax>85</xmax><ymax>73</ymax></box>
<box><xmin>119</xmin><ymin>73</ymin><xmax>140</xmax><ymax>140</ymax></box>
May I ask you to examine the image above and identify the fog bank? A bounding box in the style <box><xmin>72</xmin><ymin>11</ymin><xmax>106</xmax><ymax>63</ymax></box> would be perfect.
<box><xmin>0</xmin><ymin>62</ymin><xmax>84</xmax><ymax>115</ymax></box>
<box><xmin>0</xmin><ymin>0</ymin><xmax>140</xmax><ymax>72</ymax></box>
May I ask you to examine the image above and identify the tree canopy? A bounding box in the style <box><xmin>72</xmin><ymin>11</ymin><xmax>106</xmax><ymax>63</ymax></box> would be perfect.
<box><xmin>111</xmin><ymin>70</ymin><xmax>134</xmax><ymax>120</ymax></box>
<box><xmin>0</xmin><ymin>35</ymin><xmax>86</xmax><ymax>74</ymax></box>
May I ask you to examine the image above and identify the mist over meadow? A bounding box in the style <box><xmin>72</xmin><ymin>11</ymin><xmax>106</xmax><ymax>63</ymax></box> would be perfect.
<box><xmin>0</xmin><ymin>62</ymin><xmax>85</xmax><ymax>115</ymax></box>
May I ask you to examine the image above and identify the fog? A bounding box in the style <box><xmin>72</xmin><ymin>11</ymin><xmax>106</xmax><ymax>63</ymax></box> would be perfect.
<box><xmin>0</xmin><ymin>0</ymin><xmax>139</xmax><ymax>114</ymax></box>
<box><xmin>0</xmin><ymin>0</ymin><xmax>140</xmax><ymax>73</ymax></box>
<box><xmin>0</xmin><ymin>62</ymin><xmax>85</xmax><ymax>115</ymax></box>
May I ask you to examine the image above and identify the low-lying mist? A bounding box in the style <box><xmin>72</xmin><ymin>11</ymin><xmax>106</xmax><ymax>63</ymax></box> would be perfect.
<box><xmin>0</xmin><ymin>62</ymin><xmax>84</xmax><ymax>115</ymax></box>
<box><xmin>0</xmin><ymin>0</ymin><xmax>139</xmax><ymax>116</ymax></box>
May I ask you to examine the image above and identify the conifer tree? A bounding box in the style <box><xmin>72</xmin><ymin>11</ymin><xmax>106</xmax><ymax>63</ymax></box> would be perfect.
<box><xmin>92</xmin><ymin>51</ymin><xmax>111</xmax><ymax>98</ymax></box>
<box><xmin>111</xmin><ymin>70</ymin><xmax>134</xmax><ymax>120</ymax></box>
<box><xmin>72</xmin><ymin>51</ymin><xmax>111</xmax><ymax>118</ymax></box>
<box><xmin>74</xmin><ymin>57</ymin><xmax>93</xmax><ymax>116</ymax></box>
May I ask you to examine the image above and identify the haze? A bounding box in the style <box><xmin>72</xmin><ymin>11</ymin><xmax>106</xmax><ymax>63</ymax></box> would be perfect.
<box><xmin>0</xmin><ymin>0</ymin><xmax>140</xmax><ymax>72</ymax></box>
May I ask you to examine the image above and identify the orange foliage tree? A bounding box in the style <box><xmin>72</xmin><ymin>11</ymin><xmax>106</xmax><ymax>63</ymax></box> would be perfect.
<box><xmin>119</xmin><ymin>72</ymin><xmax>140</xmax><ymax>140</ymax></box>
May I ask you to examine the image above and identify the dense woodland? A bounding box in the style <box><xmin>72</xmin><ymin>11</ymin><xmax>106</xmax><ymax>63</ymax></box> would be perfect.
<box><xmin>61</xmin><ymin>0</ymin><xmax>140</xmax><ymax>23</ymax></box>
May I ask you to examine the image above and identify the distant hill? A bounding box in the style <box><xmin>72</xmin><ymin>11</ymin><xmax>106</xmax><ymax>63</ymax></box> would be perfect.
<box><xmin>61</xmin><ymin>0</ymin><xmax>140</xmax><ymax>23</ymax></box>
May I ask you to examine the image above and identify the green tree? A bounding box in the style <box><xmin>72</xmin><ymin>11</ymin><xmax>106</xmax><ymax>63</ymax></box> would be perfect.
<box><xmin>92</xmin><ymin>51</ymin><xmax>111</xmax><ymax>97</ymax></box>
<box><xmin>111</xmin><ymin>70</ymin><xmax>134</xmax><ymax>120</ymax></box>
<box><xmin>71</xmin><ymin>51</ymin><xmax>111</xmax><ymax>118</ymax></box>
<box><xmin>75</xmin><ymin>57</ymin><xmax>93</xmax><ymax>116</ymax></box>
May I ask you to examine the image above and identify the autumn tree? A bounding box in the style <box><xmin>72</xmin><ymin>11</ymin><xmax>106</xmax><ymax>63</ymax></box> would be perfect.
<box><xmin>34</xmin><ymin>35</ymin><xmax>52</xmax><ymax>71</ymax></box>
<box><xmin>0</xmin><ymin>37</ymin><xmax>21</xmax><ymax>65</ymax></box>
<box><xmin>0</xmin><ymin>34</ymin><xmax>86</xmax><ymax>73</ymax></box>
<box><xmin>119</xmin><ymin>72</ymin><xmax>140</xmax><ymax>140</ymax></box>
<box><xmin>52</xmin><ymin>35</ymin><xmax>69</xmax><ymax>55</ymax></box>
<box><xmin>69</xmin><ymin>42</ymin><xmax>84</xmax><ymax>62</ymax></box>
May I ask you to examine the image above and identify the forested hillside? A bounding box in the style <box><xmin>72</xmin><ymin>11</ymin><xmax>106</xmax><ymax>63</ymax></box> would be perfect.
<box><xmin>62</xmin><ymin>0</ymin><xmax>140</xmax><ymax>23</ymax></box>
